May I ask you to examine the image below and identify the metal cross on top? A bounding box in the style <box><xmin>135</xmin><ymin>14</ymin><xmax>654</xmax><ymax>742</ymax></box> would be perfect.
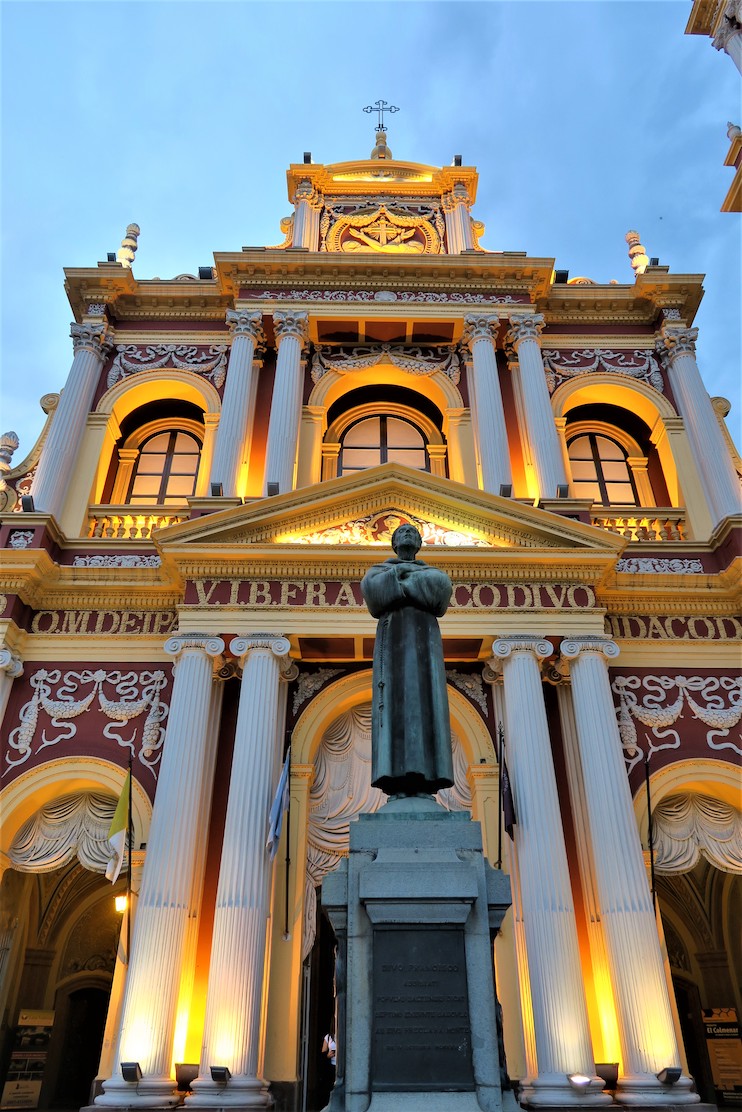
<box><xmin>363</xmin><ymin>99</ymin><xmax>399</xmax><ymax>132</ymax></box>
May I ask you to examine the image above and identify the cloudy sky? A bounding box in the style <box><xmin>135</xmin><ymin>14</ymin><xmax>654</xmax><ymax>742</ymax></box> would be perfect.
<box><xmin>2</xmin><ymin>0</ymin><xmax>740</xmax><ymax>457</ymax></box>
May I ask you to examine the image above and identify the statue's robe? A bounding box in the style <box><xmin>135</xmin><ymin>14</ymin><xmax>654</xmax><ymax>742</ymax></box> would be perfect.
<box><xmin>361</xmin><ymin>557</ymin><xmax>454</xmax><ymax>794</ymax></box>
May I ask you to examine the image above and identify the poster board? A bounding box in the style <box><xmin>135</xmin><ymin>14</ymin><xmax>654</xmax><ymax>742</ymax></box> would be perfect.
<box><xmin>0</xmin><ymin>1009</ymin><xmax>55</xmax><ymax>1110</ymax></box>
<box><xmin>704</xmin><ymin>1008</ymin><xmax>742</xmax><ymax>1106</ymax></box>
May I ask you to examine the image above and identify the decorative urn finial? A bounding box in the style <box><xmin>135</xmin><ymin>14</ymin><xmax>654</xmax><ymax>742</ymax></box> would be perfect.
<box><xmin>625</xmin><ymin>229</ymin><xmax>649</xmax><ymax>277</ymax></box>
<box><xmin>117</xmin><ymin>223</ymin><xmax>141</xmax><ymax>268</ymax></box>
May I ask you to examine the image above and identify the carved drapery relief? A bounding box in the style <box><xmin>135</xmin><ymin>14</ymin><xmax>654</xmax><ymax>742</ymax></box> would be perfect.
<box><xmin>107</xmin><ymin>344</ymin><xmax>228</xmax><ymax>389</ymax></box>
<box><xmin>303</xmin><ymin>702</ymin><xmax>471</xmax><ymax>958</ymax></box>
<box><xmin>542</xmin><ymin>349</ymin><xmax>664</xmax><ymax>393</ymax></box>
<box><xmin>311</xmin><ymin>343</ymin><xmax>461</xmax><ymax>384</ymax></box>
<box><xmin>4</xmin><ymin>669</ymin><xmax>169</xmax><ymax>779</ymax></box>
<box><xmin>612</xmin><ymin>674</ymin><xmax>742</xmax><ymax>774</ymax></box>
<box><xmin>9</xmin><ymin>791</ymin><xmax>122</xmax><ymax>874</ymax></box>
<box><xmin>652</xmin><ymin>794</ymin><xmax>742</xmax><ymax>874</ymax></box>
<box><xmin>324</xmin><ymin>204</ymin><xmax>441</xmax><ymax>255</ymax></box>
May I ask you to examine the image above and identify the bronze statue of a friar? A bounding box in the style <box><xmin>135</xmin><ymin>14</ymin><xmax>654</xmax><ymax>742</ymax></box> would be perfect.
<box><xmin>360</xmin><ymin>523</ymin><xmax>454</xmax><ymax>796</ymax></box>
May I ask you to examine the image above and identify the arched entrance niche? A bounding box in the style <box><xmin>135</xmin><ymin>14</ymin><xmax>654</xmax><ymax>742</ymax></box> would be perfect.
<box><xmin>633</xmin><ymin>760</ymin><xmax>742</xmax><ymax>1104</ymax></box>
<box><xmin>263</xmin><ymin>671</ymin><xmax>527</xmax><ymax>1089</ymax></box>
<box><xmin>297</xmin><ymin>363</ymin><xmax>476</xmax><ymax>488</ymax></box>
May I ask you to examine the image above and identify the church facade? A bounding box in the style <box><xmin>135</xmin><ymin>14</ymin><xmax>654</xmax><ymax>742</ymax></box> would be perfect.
<box><xmin>0</xmin><ymin>125</ymin><xmax>740</xmax><ymax>1111</ymax></box>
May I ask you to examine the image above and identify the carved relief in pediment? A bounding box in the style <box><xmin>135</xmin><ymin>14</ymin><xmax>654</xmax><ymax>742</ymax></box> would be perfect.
<box><xmin>325</xmin><ymin>204</ymin><xmax>441</xmax><ymax>255</ymax></box>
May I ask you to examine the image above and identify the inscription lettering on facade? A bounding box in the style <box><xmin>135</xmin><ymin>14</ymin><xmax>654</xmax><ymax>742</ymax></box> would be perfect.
<box><xmin>605</xmin><ymin>615</ymin><xmax>742</xmax><ymax>641</ymax></box>
<box><xmin>29</xmin><ymin>610</ymin><xmax>178</xmax><ymax>636</ymax></box>
<box><xmin>185</xmin><ymin>578</ymin><xmax>597</xmax><ymax>610</ymax></box>
<box><xmin>372</xmin><ymin>928</ymin><xmax>473</xmax><ymax>1091</ymax></box>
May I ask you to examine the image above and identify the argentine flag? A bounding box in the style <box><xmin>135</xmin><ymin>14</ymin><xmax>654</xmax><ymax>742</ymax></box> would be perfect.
<box><xmin>266</xmin><ymin>749</ymin><xmax>290</xmax><ymax>861</ymax></box>
<box><xmin>106</xmin><ymin>771</ymin><xmax>130</xmax><ymax>883</ymax></box>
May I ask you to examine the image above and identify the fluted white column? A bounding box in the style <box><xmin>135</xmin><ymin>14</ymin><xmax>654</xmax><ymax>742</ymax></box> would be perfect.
<box><xmin>33</xmin><ymin>323</ymin><xmax>114</xmax><ymax>518</ymax></box>
<box><xmin>491</xmin><ymin>637</ymin><xmax>607</xmax><ymax>1106</ymax></box>
<box><xmin>97</xmin><ymin>634</ymin><xmax>224</xmax><ymax>1109</ymax></box>
<box><xmin>263</xmin><ymin>312</ymin><xmax>309</xmax><ymax>495</ymax></box>
<box><xmin>713</xmin><ymin>1</ymin><xmax>742</xmax><ymax>73</ymax></box>
<box><xmin>506</xmin><ymin>314</ymin><xmax>567</xmax><ymax>500</ymax></box>
<box><xmin>291</xmin><ymin>180</ymin><xmax>322</xmax><ymax>249</ymax></box>
<box><xmin>443</xmin><ymin>183</ymin><xmax>475</xmax><ymax>252</ymax></box>
<box><xmin>210</xmin><ymin>311</ymin><xmax>264</xmax><ymax>497</ymax></box>
<box><xmin>0</xmin><ymin>649</ymin><xmax>23</xmax><ymax>726</ymax></box>
<box><xmin>462</xmin><ymin>315</ymin><xmax>512</xmax><ymax>494</ymax></box>
<box><xmin>560</xmin><ymin>638</ymin><xmax>698</xmax><ymax>1105</ymax></box>
<box><xmin>188</xmin><ymin>635</ymin><xmax>295</xmax><ymax>1109</ymax></box>
<box><xmin>659</xmin><ymin>325</ymin><xmax>741</xmax><ymax>525</ymax></box>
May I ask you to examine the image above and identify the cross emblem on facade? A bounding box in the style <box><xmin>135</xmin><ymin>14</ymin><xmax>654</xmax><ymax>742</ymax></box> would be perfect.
<box><xmin>363</xmin><ymin>99</ymin><xmax>399</xmax><ymax>132</ymax></box>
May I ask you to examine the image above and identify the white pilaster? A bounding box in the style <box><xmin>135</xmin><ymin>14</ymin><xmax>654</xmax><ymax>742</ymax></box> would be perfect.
<box><xmin>560</xmin><ymin>638</ymin><xmax>698</xmax><ymax>1105</ymax></box>
<box><xmin>0</xmin><ymin>649</ymin><xmax>23</xmax><ymax>726</ymax></box>
<box><xmin>443</xmin><ymin>183</ymin><xmax>475</xmax><ymax>252</ymax></box>
<box><xmin>210</xmin><ymin>311</ymin><xmax>264</xmax><ymax>497</ymax></box>
<box><xmin>96</xmin><ymin>634</ymin><xmax>224</xmax><ymax>1109</ymax></box>
<box><xmin>188</xmin><ymin>635</ymin><xmax>295</xmax><ymax>1110</ymax></box>
<box><xmin>291</xmin><ymin>180</ymin><xmax>322</xmax><ymax>249</ymax></box>
<box><xmin>491</xmin><ymin>637</ymin><xmax>608</xmax><ymax>1107</ymax></box>
<box><xmin>506</xmin><ymin>314</ymin><xmax>567</xmax><ymax>500</ymax></box>
<box><xmin>713</xmin><ymin>1</ymin><xmax>742</xmax><ymax>73</ymax></box>
<box><xmin>263</xmin><ymin>312</ymin><xmax>309</xmax><ymax>495</ymax></box>
<box><xmin>659</xmin><ymin>325</ymin><xmax>741</xmax><ymax>525</ymax></box>
<box><xmin>32</xmin><ymin>323</ymin><xmax>114</xmax><ymax>518</ymax></box>
<box><xmin>462</xmin><ymin>315</ymin><xmax>512</xmax><ymax>494</ymax></box>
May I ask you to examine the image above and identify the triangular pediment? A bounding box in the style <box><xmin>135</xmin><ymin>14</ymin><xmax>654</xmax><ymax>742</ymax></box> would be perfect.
<box><xmin>156</xmin><ymin>464</ymin><xmax>624</xmax><ymax>556</ymax></box>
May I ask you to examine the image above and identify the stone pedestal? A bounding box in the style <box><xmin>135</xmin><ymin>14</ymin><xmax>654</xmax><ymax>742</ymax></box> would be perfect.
<box><xmin>321</xmin><ymin>800</ymin><xmax>512</xmax><ymax>1112</ymax></box>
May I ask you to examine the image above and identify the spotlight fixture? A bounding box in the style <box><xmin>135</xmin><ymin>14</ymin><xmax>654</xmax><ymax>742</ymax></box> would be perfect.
<box><xmin>210</xmin><ymin>1066</ymin><xmax>231</xmax><ymax>1085</ymax></box>
<box><xmin>554</xmin><ymin>269</ymin><xmax>569</xmax><ymax>284</ymax></box>
<box><xmin>175</xmin><ymin>1063</ymin><xmax>199</xmax><ymax>1092</ymax></box>
<box><xmin>656</xmin><ymin>1067</ymin><xmax>682</xmax><ymax>1085</ymax></box>
<box><xmin>198</xmin><ymin>267</ymin><xmax>214</xmax><ymax>280</ymax></box>
<box><xmin>499</xmin><ymin>484</ymin><xmax>512</xmax><ymax>498</ymax></box>
<box><xmin>210</xmin><ymin>481</ymin><xmax>224</xmax><ymax>497</ymax></box>
<box><xmin>453</xmin><ymin>154</ymin><xmax>463</xmax><ymax>167</ymax></box>
<box><xmin>121</xmin><ymin>1062</ymin><xmax>142</xmax><ymax>1083</ymax></box>
<box><xmin>266</xmin><ymin>482</ymin><xmax>280</xmax><ymax>497</ymax></box>
<box><xmin>21</xmin><ymin>495</ymin><xmax>35</xmax><ymax>512</ymax></box>
<box><xmin>595</xmin><ymin>1063</ymin><xmax>619</xmax><ymax>1090</ymax></box>
<box><xmin>556</xmin><ymin>483</ymin><xmax>570</xmax><ymax>498</ymax></box>
<box><xmin>114</xmin><ymin>895</ymin><xmax>128</xmax><ymax>914</ymax></box>
<box><xmin>567</xmin><ymin>1073</ymin><xmax>593</xmax><ymax>1090</ymax></box>
<box><xmin>303</xmin><ymin>152</ymin><xmax>312</xmax><ymax>164</ymax></box>
<box><xmin>107</xmin><ymin>252</ymin><xmax>117</xmax><ymax>263</ymax></box>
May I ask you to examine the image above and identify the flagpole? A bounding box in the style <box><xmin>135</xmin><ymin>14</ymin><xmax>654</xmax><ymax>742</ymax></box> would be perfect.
<box><xmin>126</xmin><ymin>751</ymin><xmax>133</xmax><ymax>964</ymax></box>
<box><xmin>496</xmin><ymin>723</ymin><xmax>504</xmax><ymax>870</ymax></box>
<box><xmin>644</xmin><ymin>755</ymin><xmax>656</xmax><ymax>912</ymax></box>
<box><xmin>284</xmin><ymin>744</ymin><xmax>291</xmax><ymax>940</ymax></box>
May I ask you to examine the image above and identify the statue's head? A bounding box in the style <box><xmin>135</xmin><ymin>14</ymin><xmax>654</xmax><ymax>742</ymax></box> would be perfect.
<box><xmin>391</xmin><ymin>523</ymin><xmax>422</xmax><ymax>557</ymax></box>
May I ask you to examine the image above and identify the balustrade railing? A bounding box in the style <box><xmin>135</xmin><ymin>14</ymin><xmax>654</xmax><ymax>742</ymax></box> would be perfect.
<box><xmin>87</xmin><ymin>505</ymin><xmax>187</xmax><ymax>539</ymax></box>
<box><xmin>590</xmin><ymin>508</ymin><xmax>686</xmax><ymax>542</ymax></box>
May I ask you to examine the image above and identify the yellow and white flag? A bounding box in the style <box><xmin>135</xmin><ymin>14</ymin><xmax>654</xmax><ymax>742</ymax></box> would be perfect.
<box><xmin>106</xmin><ymin>771</ymin><xmax>130</xmax><ymax>883</ymax></box>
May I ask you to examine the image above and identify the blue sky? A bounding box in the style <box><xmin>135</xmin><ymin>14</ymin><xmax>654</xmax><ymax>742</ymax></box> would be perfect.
<box><xmin>2</xmin><ymin>0</ymin><xmax>740</xmax><ymax>457</ymax></box>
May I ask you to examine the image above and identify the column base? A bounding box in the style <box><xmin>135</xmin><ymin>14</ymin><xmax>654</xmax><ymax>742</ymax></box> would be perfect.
<box><xmin>186</xmin><ymin>1075</ymin><xmax>272</xmax><ymax>1108</ymax></box>
<box><xmin>519</xmin><ymin>1074</ymin><xmax>612</xmax><ymax>1107</ymax></box>
<box><xmin>614</xmin><ymin>1073</ymin><xmax>700</xmax><ymax>1105</ymax></box>
<box><xmin>93</xmin><ymin>1074</ymin><xmax>180</xmax><ymax>1108</ymax></box>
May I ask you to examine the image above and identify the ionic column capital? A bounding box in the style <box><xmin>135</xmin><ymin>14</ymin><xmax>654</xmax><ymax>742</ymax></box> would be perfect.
<box><xmin>164</xmin><ymin>634</ymin><xmax>225</xmax><ymax>660</ymax></box>
<box><xmin>505</xmin><ymin>312</ymin><xmax>545</xmax><ymax>350</ymax></box>
<box><xmin>560</xmin><ymin>636</ymin><xmax>620</xmax><ymax>662</ymax></box>
<box><xmin>70</xmin><ymin>321</ymin><xmax>114</xmax><ymax>359</ymax></box>
<box><xmin>0</xmin><ymin>649</ymin><xmax>23</xmax><ymax>680</ymax></box>
<box><xmin>226</xmin><ymin>309</ymin><xmax>265</xmax><ymax>343</ymax></box>
<box><xmin>657</xmin><ymin>324</ymin><xmax>699</xmax><ymax>364</ymax></box>
<box><xmin>273</xmin><ymin>310</ymin><xmax>309</xmax><ymax>347</ymax></box>
<box><xmin>231</xmin><ymin>634</ymin><xmax>296</xmax><ymax>678</ymax></box>
<box><xmin>461</xmin><ymin>313</ymin><xmax>499</xmax><ymax>347</ymax></box>
<box><xmin>491</xmin><ymin>635</ymin><xmax>553</xmax><ymax>663</ymax></box>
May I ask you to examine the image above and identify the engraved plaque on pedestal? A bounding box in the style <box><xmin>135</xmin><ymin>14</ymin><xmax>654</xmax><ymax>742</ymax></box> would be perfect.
<box><xmin>372</xmin><ymin>927</ymin><xmax>474</xmax><ymax>1091</ymax></box>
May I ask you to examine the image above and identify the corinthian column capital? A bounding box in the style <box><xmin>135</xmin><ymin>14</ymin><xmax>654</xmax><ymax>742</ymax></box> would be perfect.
<box><xmin>714</xmin><ymin>0</ymin><xmax>742</xmax><ymax>50</ymax></box>
<box><xmin>164</xmin><ymin>633</ymin><xmax>225</xmax><ymax>661</ymax></box>
<box><xmin>505</xmin><ymin>312</ymin><xmax>545</xmax><ymax>350</ymax></box>
<box><xmin>273</xmin><ymin>311</ymin><xmax>309</xmax><ymax>347</ymax></box>
<box><xmin>461</xmin><ymin>314</ymin><xmax>498</xmax><ymax>347</ymax></box>
<box><xmin>658</xmin><ymin>324</ymin><xmax>699</xmax><ymax>363</ymax></box>
<box><xmin>226</xmin><ymin>309</ymin><xmax>265</xmax><ymax>343</ymax></box>
<box><xmin>560</xmin><ymin>636</ymin><xmax>620</xmax><ymax>662</ymax></box>
<box><xmin>491</xmin><ymin>635</ymin><xmax>553</xmax><ymax>663</ymax></box>
<box><xmin>0</xmin><ymin>649</ymin><xmax>23</xmax><ymax>679</ymax></box>
<box><xmin>70</xmin><ymin>321</ymin><xmax>114</xmax><ymax>359</ymax></box>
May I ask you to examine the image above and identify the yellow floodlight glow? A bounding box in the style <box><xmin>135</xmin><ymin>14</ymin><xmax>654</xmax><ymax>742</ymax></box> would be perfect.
<box><xmin>115</xmin><ymin>895</ymin><xmax>128</xmax><ymax>913</ymax></box>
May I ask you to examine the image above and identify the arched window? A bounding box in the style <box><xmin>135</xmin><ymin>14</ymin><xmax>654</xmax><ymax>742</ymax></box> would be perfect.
<box><xmin>339</xmin><ymin>414</ymin><xmax>428</xmax><ymax>475</ymax></box>
<box><xmin>567</xmin><ymin>432</ymin><xmax>639</xmax><ymax>506</ymax></box>
<box><xmin>127</xmin><ymin>429</ymin><xmax>202</xmax><ymax>505</ymax></box>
